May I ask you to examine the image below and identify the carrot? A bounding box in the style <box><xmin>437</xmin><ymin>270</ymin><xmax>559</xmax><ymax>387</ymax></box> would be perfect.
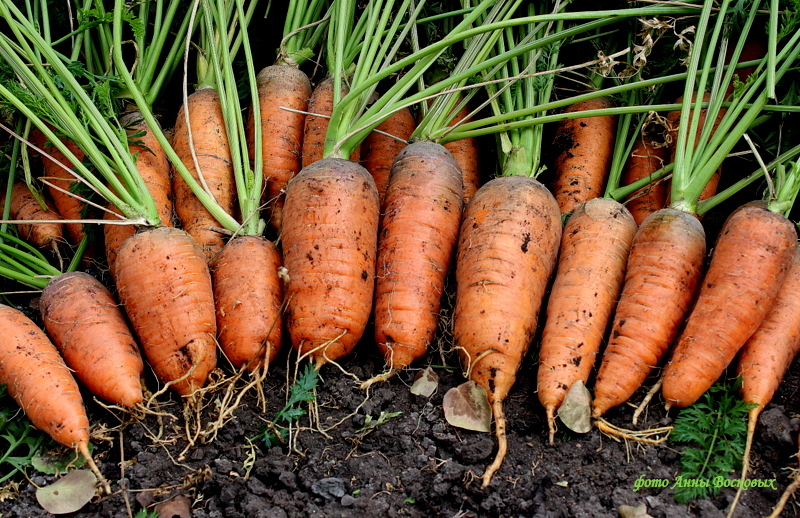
<box><xmin>246</xmin><ymin>65</ymin><xmax>312</xmax><ymax>231</ymax></box>
<box><xmin>104</xmin><ymin>112</ymin><xmax>174</xmax><ymax>274</ymax></box>
<box><xmin>372</xmin><ymin>141</ymin><xmax>462</xmax><ymax>375</ymax></box>
<box><xmin>1</xmin><ymin>182</ymin><xmax>64</xmax><ymax>249</ymax></box>
<box><xmin>29</xmin><ymin>128</ymin><xmax>89</xmax><ymax>245</ymax></box>
<box><xmin>361</xmin><ymin>106</ymin><xmax>416</xmax><ymax>206</ymax></box>
<box><xmin>281</xmin><ymin>158</ymin><xmax>379</xmax><ymax>368</ymax></box>
<box><xmin>726</xmin><ymin>245</ymin><xmax>800</xmax><ymax>518</ymax></box>
<box><xmin>210</xmin><ymin>235</ymin><xmax>283</xmax><ymax>371</ymax></box>
<box><xmin>621</xmin><ymin>134</ymin><xmax>669</xmax><ymax>225</ymax></box>
<box><xmin>443</xmin><ymin>105</ymin><xmax>481</xmax><ymax>205</ymax></box>
<box><xmin>536</xmin><ymin>198</ymin><xmax>637</xmax><ymax>443</ymax></box>
<box><xmin>302</xmin><ymin>77</ymin><xmax>342</xmax><ymax>168</ymax></box>
<box><xmin>591</xmin><ymin>208</ymin><xmax>706</xmax><ymax>418</ymax></box>
<box><xmin>453</xmin><ymin>175</ymin><xmax>561</xmax><ymax>486</ymax></box>
<box><xmin>39</xmin><ymin>271</ymin><xmax>144</xmax><ymax>409</ymax></box>
<box><xmin>551</xmin><ymin>97</ymin><xmax>617</xmax><ymax>215</ymax></box>
<box><xmin>661</xmin><ymin>201</ymin><xmax>797</xmax><ymax>408</ymax></box>
<box><xmin>170</xmin><ymin>87</ymin><xmax>235</xmax><ymax>260</ymax></box>
<box><xmin>113</xmin><ymin>226</ymin><xmax>217</xmax><ymax>396</ymax></box>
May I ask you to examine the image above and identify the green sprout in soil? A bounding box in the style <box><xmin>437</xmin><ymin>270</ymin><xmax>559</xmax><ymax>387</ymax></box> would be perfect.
<box><xmin>669</xmin><ymin>377</ymin><xmax>755</xmax><ymax>504</ymax></box>
<box><xmin>254</xmin><ymin>364</ymin><xmax>320</xmax><ymax>448</ymax></box>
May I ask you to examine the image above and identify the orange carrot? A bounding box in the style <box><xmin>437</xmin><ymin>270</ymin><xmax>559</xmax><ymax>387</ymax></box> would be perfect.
<box><xmin>246</xmin><ymin>65</ymin><xmax>312</xmax><ymax>231</ymax></box>
<box><xmin>114</xmin><ymin>226</ymin><xmax>217</xmax><ymax>396</ymax></box>
<box><xmin>210</xmin><ymin>235</ymin><xmax>283</xmax><ymax>371</ymax></box>
<box><xmin>372</xmin><ymin>142</ymin><xmax>462</xmax><ymax>374</ymax></box>
<box><xmin>621</xmin><ymin>134</ymin><xmax>669</xmax><ymax>226</ymax></box>
<box><xmin>170</xmin><ymin>87</ymin><xmax>235</xmax><ymax>260</ymax></box>
<box><xmin>551</xmin><ymin>97</ymin><xmax>617</xmax><ymax>215</ymax></box>
<box><xmin>591</xmin><ymin>208</ymin><xmax>706</xmax><ymax>418</ymax></box>
<box><xmin>361</xmin><ymin>106</ymin><xmax>417</xmax><ymax>206</ymax></box>
<box><xmin>453</xmin><ymin>175</ymin><xmax>561</xmax><ymax>486</ymax></box>
<box><xmin>303</xmin><ymin>77</ymin><xmax>343</xmax><ymax>168</ymax></box>
<box><xmin>39</xmin><ymin>271</ymin><xmax>144</xmax><ymax>408</ymax></box>
<box><xmin>104</xmin><ymin>112</ymin><xmax>174</xmax><ymax>274</ymax></box>
<box><xmin>537</xmin><ymin>198</ymin><xmax>637</xmax><ymax>442</ymax></box>
<box><xmin>281</xmin><ymin>158</ymin><xmax>380</xmax><ymax>368</ymax></box>
<box><xmin>662</xmin><ymin>202</ymin><xmax>797</xmax><ymax>408</ymax></box>
<box><xmin>443</xmin><ymin>105</ymin><xmax>481</xmax><ymax>205</ymax></box>
<box><xmin>2</xmin><ymin>182</ymin><xmax>64</xmax><ymax>249</ymax></box>
<box><xmin>29</xmin><ymin>128</ymin><xmax>88</xmax><ymax>244</ymax></box>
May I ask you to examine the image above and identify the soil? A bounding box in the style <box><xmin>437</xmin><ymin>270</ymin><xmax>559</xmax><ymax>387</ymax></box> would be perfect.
<box><xmin>1</xmin><ymin>316</ymin><xmax>799</xmax><ymax>518</ymax></box>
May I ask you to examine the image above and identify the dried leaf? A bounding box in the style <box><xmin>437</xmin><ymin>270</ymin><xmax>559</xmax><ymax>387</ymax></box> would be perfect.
<box><xmin>35</xmin><ymin>470</ymin><xmax>97</xmax><ymax>514</ymax></box>
<box><xmin>557</xmin><ymin>380</ymin><xmax>592</xmax><ymax>434</ymax></box>
<box><xmin>443</xmin><ymin>381</ymin><xmax>491</xmax><ymax>432</ymax></box>
<box><xmin>410</xmin><ymin>367</ymin><xmax>438</xmax><ymax>397</ymax></box>
<box><xmin>155</xmin><ymin>494</ymin><xmax>192</xmax><ymax>518</ymax></box>
<box><xmin>618</xmin><ymin>503</ymin><xmax>654</xmax><ymax>518</ymax></box>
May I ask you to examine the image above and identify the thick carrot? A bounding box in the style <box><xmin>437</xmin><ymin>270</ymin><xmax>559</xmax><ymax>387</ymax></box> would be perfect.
<box><xmin>29</xmin><ymin>128</ymin><xmax>88</xmax><ymax>244</ymax></box>
<box><xmin>281</xmin><ymin>158</ymin><xmax>379</xmax><ymax>368</ymax></box>
<box><xmin>662</xmin><ymin>202</ymin><xmax>797</xmax><ymax>408</ymax></box>
<box><xmin>551</xmin><ymin>97</ymin><xmax>617</xmax><ymax>215</ymax></box>
<box><xmin>453</xmin><ymin>175</ymin><xmax>561</xmax><ymax>487</ymax></box>
<box><xmin>303</xmin><ymin>77</ymin><xmax>344</xmax><ymax>168</ymax></box>
<box><xmin>39</xmin><ymin>271</ymin><xmax>144</xmax><ymax>408</ymax></box>
<box><xmin>210</xmin><ymin>235</ymin><xmax>283</xmax><ymax>371</ymax></box>
<box><xmin>537</xmin><ymin>198</ymin><xmax>637</xmax><ymax>443</ymax></box>
<box><xmin>621</xmin><ymin>134</ymin><xmax>669</xmax><ymax>226</ymax></box>
<box><xmin>373</xmin><ymin>142</ymin><xmax>462</xmax><ymax>373</ymax></box>
<box><xmin>591</xmin><ymin>208</ymin><xmax>706</xmax><ymax>418</ymax></box>
<box><xmin>114</xmin><ymin>226</ymin><xmax>217</xmax><ymax>396</ymax></box>
<box><xmin>443</xmin><ymin>105</ymin><xmax>481</xmax><ymax>205</ymax></box>
<box><xmin>246</xmin><ymin>65</ymin><xmax>312</xmax><ymax>231</ymax></box>
<box><xmin>171</xmin><ymin>87</ymin><xmax>235</xmax><ymax>260</ymax></box>
<box><xmin>361</xmin><ymin>106</ymin><xmax>417</xmax><ymax>206</ymax></box>
<box><xmin>104</xmin><ymin>112</ymin><xmax>174</xmax><ymax>274</ymax></box>
<box><xmin>2</xmin><ymin>182</ymin><xmax>64</xmax><ymax>249</ymax></box>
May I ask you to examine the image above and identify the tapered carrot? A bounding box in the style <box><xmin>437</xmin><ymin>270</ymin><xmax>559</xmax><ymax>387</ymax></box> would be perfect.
<box><xmin>453</xmin><ymin>175</ymin><xmax>561</xmax><ymax>487</ymax></box>
<box><xmin>621</xmin><ymin>134</ymin><xmax>669</xmax><ymax>225</ymax></box>
<box><xmin>171</xmin><ymin>87</ymin><xmax>235</xmax><ymax>260</ymax></box>
<box><xmin>281</xmin><ymin>158</ymin><xmax>380</xmax><ymax>368</ymax></box>
<box><xmin>537</xmin><ymin>198</ymin><xmax>637</xmax><ymax>442</ymax></box>
<box><xmin>246</xmin><ymin>65</ymin><xmax>312</xmax><ymax>231</ymax></box>
<box><xmin>662</xmin><ymin>202</ymin><xmax>797</xmax><ymax>408</ymax></box>
<box><xmin>591</xmin><ymin>208</ymin><xmax>706</xmax><ymax>418</ymax></box>
<box><xmin>104</xmin><ymin>112</ymin><xmax>174</xmax><ymax>274</ymax></box>
<box><xmin>114</xmin><ymin>226</ymin><xmax>217</xmax><ymax>396</ymax></box>
<box><xmin>372</xmin><ymin>142</ymin><xmax>462</xmax><ymax>375</ymax></box>
<box><xmin>443</xmin><ymin>105</ymin><xmax>481</xmax><ymax>205</ymax></box>
<box><xmin>551</xmin><ymin>97</ymin><xmax>617</xmax><ymax>215</ymax></box>
<box><xmin>210</xmin><ymin>235</ymin><xmax>283</xmax><ymax>370</ymax></box>
<box><xmin>1</xmin><ymin>182</ymin><xmax>64</xmax><ymax>249</ymax></box>
<box><xmin>361</xmin><ymin>106</ymin><xmax>416</xmax><ymax>206</ymax></box>
<box><xmin>39</xmin><ymin>271</ymin><xmax>144</xmax><ymax>408</ymax></box>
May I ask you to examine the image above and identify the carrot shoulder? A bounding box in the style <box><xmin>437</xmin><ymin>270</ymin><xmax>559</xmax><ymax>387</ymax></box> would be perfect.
<box><xmin>40</xmin><ymin>271</ymin><xmax>144</xmax><ymax>409</ymax></box>
<box><xmin>3</xmin><ymin>182</ymin><xmax>64</xmax><ymax>249</ymax></box>
<box><xmin>537</xmin><ymin>198</ymin><xmax>637</xmax><ymax>442</ymax></box>
<box><xmin>621</xmin><ymin>135</ymin><xmax>669</xmax><ymax>226</ymax></box>
<box><xmin>453</xmin><ymin>175</ymin><xmax>561</xmax><ymax>486</ymax></box>
<box><xmin>662</xmin><ymin>202</ymin><xmax>797</xmax><ymax>408</ymax></box>
<box><xmin>361</xmin><ymin>106</ymin><xmax>417</xmax><ymax>207</ymax></box>
<box><xmin>373</xmin><ymin>142</ymin><xmax>462</xmax><ymax>372</ymax></box>
<box><xmin>281</xmin><ymin>158</ymin><xmax>380</xmax><ymax>368</ymax></box>
<box><xmin>443</xmin><ymin>105</ymin><xmax>481</xmax><ymax>205</ymax></box>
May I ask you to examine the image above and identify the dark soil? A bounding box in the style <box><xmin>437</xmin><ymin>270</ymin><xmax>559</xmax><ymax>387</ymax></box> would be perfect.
<box><xmin>1</xmin><ymin>329</ymin><xmax>799</xmax><ymax>518</ymax></box>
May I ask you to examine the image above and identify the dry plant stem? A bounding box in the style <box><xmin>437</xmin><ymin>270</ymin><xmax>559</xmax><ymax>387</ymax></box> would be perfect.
<box><xmin>766</xmin><ymin>469</ymin><xmax>800</xmax><ymax>518</ymax></box>
<box><xmin>593</xmin><ymin>418</ymin><xmax>672</xmax><ymax>444</ymax></box>
<box><xmin>631</xmin><ymin>375</ymin><xmax>664</xmax><ymax>426</ymax></box>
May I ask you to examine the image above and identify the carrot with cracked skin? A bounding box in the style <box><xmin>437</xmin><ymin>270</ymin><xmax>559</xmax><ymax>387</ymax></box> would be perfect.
<box><xmin>361</xmin><ymin>106</ymin><xmax>416</xmax><ymax>207</ymax></box>
<box><xmin>104</xmin><ymin>112</ymin><xmax>174</xmax><ymax>274</ymax></box>
<box><xmin>591</xmin><ymin>207</ymin><xmax>706</xmax><ymax>418</ymax></box>
<box><xmin>246</xmin><ymin>65</ymin><xmax>312</xmax><ymax>231</ymax></box>
<box><xmin>171</xmin><ymin>87</ymin><xmax>235</xmax><ymax>260</ymax></box>
<box><xmin>443</xmin><ymin>105</ymin><xmax>481</xmax><ymax>205</ymax></box>
<box><xmin>281</xmin><ymin>158</ymin><xmax>379</xmax><ymax>368</ymax></box>
<box><xmin>621</xmin><ymin>134</ymin><xmax>669</xmax><ymax>225</ymax></box>
<box><xmin>453</xmin><ymin>175</ymin><xmax>561</xmax><ymax>487</ymax></box>
<box><xmin>662</xmin><ymin>201</ymin><xmax>798</xmax><ymax>408</ymax></box>
<box><xmin>371</xmin><ymin>142</ymin><xmax>462</xmax><ymax>377</ymax></box>
<box><xmin>114</xmin><ymin>226</ymin><xmax>217</xmax><ymax>396</ymax></box>
<box><xmin>537</xmin><ymin>197</ymin><xmax>637</xmax><ymax>443</ymax></box>
<box><xmin>211</xmin><ymin>235</ymin><xmax>283</xmax><ymax>371</ymax></box>
<box><xmin>39</xmin><ymin>271</ymin><xmax>144</xmax><ymax>409</ymax></box>
<box><xmin>1</xmin><ymin>182</ymin><xmax>64</xmax><ymax>249</ymax></box>
<box><xmin>551</xmin><ymin>96</ymin><xmax>617</xmax><ymax>215</ymax></box>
